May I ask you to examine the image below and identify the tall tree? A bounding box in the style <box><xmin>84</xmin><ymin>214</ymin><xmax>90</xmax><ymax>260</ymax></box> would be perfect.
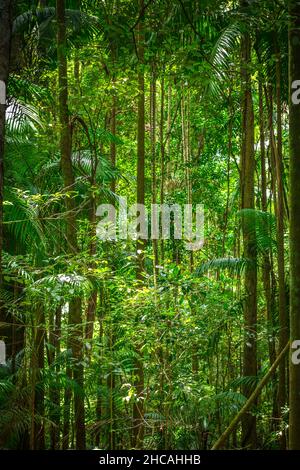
<box><xmin>56</xmin><ymin>0</ymin><xmax>85</xmax><ymax>450</ymax></box>
<box><xmin>0</xmin><ymin>0</ymin><xmax>12</xmax><ymax>356</ymax></box>
<box><xmin>133</xmin><ymin>0</ymin><xmax>145</xmax><ymax>449</ymax></box>
<box><xmin>267</xmin><ymin>60</ymin><xmax>288</xmax><ymax>446</ymax></box>
<box><xmin>288</xmin><ymin>0</ymin><xmax>300</xmax><ymax>450</ymax></box>
<box><xmin>240</xmin><ymin>1</ymin><xmax>257</xmax><ymax>448</ymax></box>
<box><xmin>150</xmin><ymin>63</ymin><xmax>158</xmax><ymax>281</ymax></box>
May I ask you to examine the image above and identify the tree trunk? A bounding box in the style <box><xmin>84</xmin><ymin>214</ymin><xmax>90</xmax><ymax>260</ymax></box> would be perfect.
<box><xmin>288</xmin><ymin>0</ymin><xmax>300</xmax><ymax>450</ymax></box>
<box><xmin>85</xmin><ymin>193</ymin><xmax>97</xmax><ymax>345</ymax></box>
<box><xmin>136</xmin><ymin>0</ymin><xmax>146</xmax><ymax>278</ymax></box>
<box><xmin>160</xmin><ymin>73</ymin><xmax>165</xmax><ymax>263</ymax></box>
<box><xmin>49</xmin><ymin>306</ymin><xmax>61</xmax><ymax>449</ymax></box>
<box><xmin>240</xmin><ymin>20</ymin><xmax>257</xmax><ymax>448</ymax></box>
<box><xmin>33</xmin><ymin>304</ymin><xmax>45</xmax><ymax>449</ymax></box>
<box><xmin>181</xmin><ymin>86</ymin><xmax>193</xmax><ymax>271</ymax></box>
<box><xmin>222</xmin><ymin>89</ymin><xmax>232</xmax><ymax>257</ymax></box>
<box><xmin>150</xmin><ymin>63</ymin><xmax>158</xmax><ymax>281</ymax></box>
<box><xmin>110</xmin><ymin>38</ymin><xmax>117</xmax><ymax>194</ymax></box>
<box><xmin>259</xmin><ymin>80</ymin><xmax>278</xmax><ymax>432</ymax></box>
<box><xmin>132</xmin><ymin>0</ymin><xmax>145</xmax><ymax>449</ymax></box>
<box><xmin>270</xmin><ymin>47</ymin><xmax>288</xmax><ymax>447</ymax></box>
<box><xmin>56</xmin><ymin>0</ymin><xmax>85</xmax><ymax>450</ymax></box>
<box><xmin>0</xmin><ymin>0</ymin><xmax>12</xmax><ymax>357</ymax></box>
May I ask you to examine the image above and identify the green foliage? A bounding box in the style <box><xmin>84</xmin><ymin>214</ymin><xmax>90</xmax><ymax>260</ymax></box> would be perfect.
<box><xmin>0</xmin><ymin>0</ymin><xmax>291</xmax><ymax>452</ymax></box>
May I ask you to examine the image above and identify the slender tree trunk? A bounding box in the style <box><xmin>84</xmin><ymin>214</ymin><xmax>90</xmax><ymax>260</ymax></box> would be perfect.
<box><xmin>288</xmin><ymin>0</ymin><xmax>300</xmax><ymax>450</ymax></box>
<box><xmin>33</xmin><ymin>304</ymin><xmax>45</xmax><ymax>449</ymax></box>
<box><xmin>166</xmin><ymin>83</ymin><xmax>172</xmax><ymax>184</ymax></box>
<box><xmin>222</xmin><ymin>89</ymin><xmax>233</xmax><ymax>257</ymax></box>
<box><xmin>0</xmin><ymin>0</ymin><xmax>12</xmax><ymax>357</ymax></box>
<box><xmin>181</xmin><ymin>86</ymin><xmax>193</xmax><ymax>271</ymax></box>
<box><xmin>150</xmin><ymin>63</ymin><xmax>158</xmax><ymax>281</ymax></box>
<box><xmin>136</xmin><ymin>3</ymin><xmax>146</xmax><ymax>279</ymax></box>
<box><xmin>107</xmin><ymin>320</ymin><xmax>116</xmax><ymax>450</ymax></box>
<box><xmin>110</xmin><ymin>38</ymin><xmax>117</xmax><ymax>194</ymax></box>
<box><xmin>85</xmin><ymin>193</ymin><xmax>97</xmax><ymax>345</ymax></box>
<box><xmin>240</xmin><ymin>21</ymin><xmax>257</xmax><ymax>449</ymax></box>
<box><xmin>273</xmin><ymin>46</ymin><xmax>288</xmax><ymax>448</ymax></box>
<box><xmin>259</xmin><ymin>80</ymin><xmax>278</xmax><ymax>430</ymax></box>
<box><xmin>95</xmin><ymin>286</ymin><xmax>104</xmax><ymax>448</ymax></box>
<box><xmin>56</xmin><ymin>0</ymin><xmax>85</xmax><ymax>450</ymax></box>
<box><xmin>110</xmin><ymin>96</ymin><xmax>117</xmax><ymax>193</ymax></box>
<box><xmin>132</xmin><ymin>0</ymin><xmax>145</xmax><ymax>449</ymax></box>
<box><xmin>49</xmin><ymin>306</ymin><xmax>61</xmax><ymax>449</ymax></box>
<box><xmin>160</xmin><ymin>73</ymin><xmax>165</xmax><ymax>263</ymax></box>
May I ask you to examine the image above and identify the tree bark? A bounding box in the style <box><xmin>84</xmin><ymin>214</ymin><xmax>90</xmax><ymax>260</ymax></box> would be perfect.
<box><xmin>259</xmin><ymin>80</ymin><xmax>278</xmax><ymax>431</ymax></box>
<box><xmin>160</xmin><ymin>73</ymin><xmax>165</xmax><ymax>263</ymax></box>
<box><xmin>272</xmin><ymin>47</ymin><xmax>288</xmax><ymax>447</ymax></box>
<box><xmin>0</xmin><ymin>0</ymin><xmax>12</xmax><ymax>358</ymax></box>
<box><xmin>56</xmin><ymin>0</ymin><xmax>85</xmax><ymax>450</ymax></box>
<box><xmin>150</xmin><ymin>63</ymin><xmax>158</xmax><ymax>281</ymax></box>
<box><xmin>132</xmin><ymin>0</ymin><xmax>145</xmax><ymax>449</ymax></box>
<box><xmin>136</xmin><ymin>0</ymin><xmax>146</xmax><ymax>278</ymax></box>
<box><xmin>49</xmin><ymin>306</ymin><xmax>61</xmax><ymax>449</ymax></box>
<box><xmin>33</xmin><ymin>304</ymin><xmax>45</xmax><ymax>450</ymax></box>
<box><xmin>240</xmin><ymin>18</ymin><xmax>257</xmax><ymax>448</ymax></box>
<box><xmin>288</xmin><ymin>0</ymin><xmax>300</xmax><ymax>450</ymax></box>
<box><xmin>110</xmin><ymin>38</ymin><xmax>117</xmax><ymax>194</ymax></box>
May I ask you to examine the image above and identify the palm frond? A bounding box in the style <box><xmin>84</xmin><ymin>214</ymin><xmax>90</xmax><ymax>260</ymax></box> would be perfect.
<box><xmin>207</xmin><ymin>23</ymin><xmax>241</xmax><ymax>98</ymax></box>
<box><xmin>195</xmin><ymin>257</ymin><xmax>253</xmax><ymax>276</ymax></box>
<box><xmin>6</xmin><ymin>98</ymin><xmax>43</xmax><ymax>135</ymax></box>
<box><xmin>238</xmin><ymin>208</ymin><xmax>277</xmax><ymax>254</ymax></box>
<box><xmin>3</xmin><ymin>188</ymin><xmax>47</xmax><ymax>256</ymax></box>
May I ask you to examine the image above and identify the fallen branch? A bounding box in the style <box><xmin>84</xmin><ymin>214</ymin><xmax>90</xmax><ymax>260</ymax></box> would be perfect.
<box><xmin>211</xmin><ymin>341</ymin><xmax>290</xmax><ymax>450</ymax></box>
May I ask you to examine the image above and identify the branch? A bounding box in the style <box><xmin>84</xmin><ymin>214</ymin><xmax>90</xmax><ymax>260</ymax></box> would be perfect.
<box><xmin>130</xmin><ymin>0</ymin><xmax>155</xmax><ymax>31</ymax></box>
<box><xmin>211</xmin><ymin>341</ymin><xmax>290</xmax><ymax>450</ymax></box>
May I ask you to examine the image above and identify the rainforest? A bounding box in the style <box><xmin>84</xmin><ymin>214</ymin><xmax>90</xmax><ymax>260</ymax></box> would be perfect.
<box><xmin>1</xmin><ymin>0</ymin><xmax>300</xmax><ymax>453</ymax></box>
